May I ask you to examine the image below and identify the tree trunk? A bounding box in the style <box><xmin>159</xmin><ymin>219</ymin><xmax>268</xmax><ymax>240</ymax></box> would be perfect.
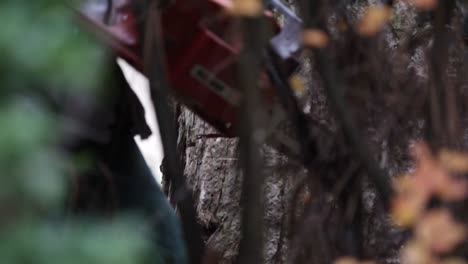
<box><xmin>167</xmin><ymin>1</ymin><xmax>448</xmax><ymax>263</ymax></box>
<box><xmin>174</xmin><ymin>107</ymin><xmax>304</xmax><ymax>263</ymax></box>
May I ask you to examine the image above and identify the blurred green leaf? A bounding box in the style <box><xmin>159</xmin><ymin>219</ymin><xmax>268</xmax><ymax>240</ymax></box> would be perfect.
<box><xmin>0</xmin><ymin>1</ymin><xmax>107</xmax><ymax>92</ymax></box>
<box><xmin>0</xmin><ymin>1</ymin><xmax>155</xmax><ymax>264</ymax></box>
<box><xmin>0</xmin><ymin>219</ymin><xmax>151</xmax><ymax>264</ymax></box>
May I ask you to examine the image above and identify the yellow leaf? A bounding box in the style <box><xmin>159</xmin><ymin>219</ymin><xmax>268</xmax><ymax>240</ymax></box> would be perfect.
<box><xmin>390</xmin><ymin>175</ymin><xmax>428</xmax><ymax>227</ymax></box>
<box><xmin>228</xmin><ymin>0</ymin><xmax>263</xmax><ymax>17</ymax></box>
<box><xmin>302</xmin><ymin>29</ymin><xmax>329</xmax><ymax>48</ymax></box>
<box><xmin>392</xmin><ymin>174</ymin><xmax>413</xmax><ymax>193</ymax></box>
<box><xmin>288</xmin><ymin>74</ymin><xmax>306</xmax><ymax>93</ymax></box>
<box><xmin>357</xmin><ymin>5</ymin><xmax>392</xmax><ymax>36</ymax></box>
<box><xmin>391</xmin><ymin>192</ymin><xmax>427</xmax><ymax>227</ymax></box>
<box><xmin>438</xmin><ymin>149</ymin><xmax>468</xmax><ymax>173</ymax></box>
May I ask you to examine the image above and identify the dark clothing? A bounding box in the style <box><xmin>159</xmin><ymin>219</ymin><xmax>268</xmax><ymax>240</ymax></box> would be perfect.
<box><xmin>64</xmin><ymin>62</ymin><xmax>188</xmax><ymax>264</ymax></box>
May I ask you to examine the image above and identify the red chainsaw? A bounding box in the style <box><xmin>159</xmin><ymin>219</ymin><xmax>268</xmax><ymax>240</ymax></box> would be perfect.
<box><xmin>76</xmin><ymin>0</ymin><xmax>303</xmax><ymax>151</ymax></box>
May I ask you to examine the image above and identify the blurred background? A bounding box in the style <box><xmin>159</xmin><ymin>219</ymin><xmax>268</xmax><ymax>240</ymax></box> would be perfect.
<box><xmin>0</xmin><ymin>1</ymin><xmax>165</xmax><ymax>263</ymax></box>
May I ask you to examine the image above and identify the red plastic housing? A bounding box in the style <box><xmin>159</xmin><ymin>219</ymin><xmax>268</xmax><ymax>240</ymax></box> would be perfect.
<box><xmin>77</xmin><ymin>0</ymin><xmax>279</xmax><ymax>135</ymax></box>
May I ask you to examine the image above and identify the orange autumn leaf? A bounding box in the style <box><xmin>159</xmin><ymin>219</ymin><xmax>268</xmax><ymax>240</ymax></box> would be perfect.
<box><xmin>334</xmin><ymin>257</ymin><xmax>359</xmax><ymax>264</ymax></box>
<box><xmin>336</xmin><ymin>20</ymin><xmax>349</xmax><ymax>32</ymax></box>
<box><xmin>436</xmin><ymin>176</ymin><xmax>468</xmax><ymax>201</ymax></box>
<box><xmin>410</xmin><ymin>0</ymin><xmax>438</xmax><ymax>11</ymax></box>
<box><xmin>391</xmin><ymin>142</ymin><xmax>468</xmax><ymax>226</ymax></box>
<box><xmin>410</xmin><ymin>142</ymin><xmax>468</xmax><ymax>201</ymax></box>
<box><xmin>302</xmin><ymin>29</ymin><xmax>329</xmax><ymax>48</ymax></box>
<box><xmin>391</xmin><ymin>175</ymin><xmax>428</xmax><ymax>227</ymax></box>
<box><xmin>400</xmin><ymin>240</ymin><xmax>437</xmax><ymax>264</ymax></box>
<box><xmin>415</xmin><ymin>209</ymin><xmax>466</xmax><ymax>253</ymax></box>
<box><xmin>334</xmin><ymin>257</ymin><xmax>375</xmax><ymax>264</ymax></box>
<box><xmin>357</xmin><ymin>5</ymin><xmax>392</xmax><ymax>36</ymax></box>
<box><xmin>228</xmin><ymin>0</ymin><xmax>263</xmax><ymax>17</ymax></box>
<box><xmin>438</xmin><ymin>149</ymin><xmax>468</xmax><ymax>173</ymax></box>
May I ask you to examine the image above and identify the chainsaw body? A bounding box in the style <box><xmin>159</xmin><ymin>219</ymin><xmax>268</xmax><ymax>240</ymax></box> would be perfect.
<box><xmin>77</xmin><ymin>0</ymin><xmax>292</xmax><ymax>137</ymax></box>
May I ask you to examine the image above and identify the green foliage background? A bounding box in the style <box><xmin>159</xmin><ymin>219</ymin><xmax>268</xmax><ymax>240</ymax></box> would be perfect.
<box><xmin>0</xmin><ymin>1</ymin><xmax>152</xmax><ymax>263</ymax></box>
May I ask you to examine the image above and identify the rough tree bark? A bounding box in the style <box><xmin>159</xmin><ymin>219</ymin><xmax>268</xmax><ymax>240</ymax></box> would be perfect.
<box><xmin>165</xmin><ymin>1</ymin><xmax>455</xmax><ymax>263</ymax></box>
<box><xmin>173</xmin><ymin>106</ymin><xmax>304</xmax><ymax>263</ymax></box>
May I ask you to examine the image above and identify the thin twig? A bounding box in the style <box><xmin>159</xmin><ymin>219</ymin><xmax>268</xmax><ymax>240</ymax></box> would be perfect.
<box><xmin>300</xmin><ymin>0</ymin><xmax>393</xmax><ymax>208</ymax></box>
<box><xmin>143</xmin><ymin>4</ymin><xmax>204</xmax><ymax>263</ymax></box>
<box><xmin>236</xmin><ymin>13</ymin><xmax>269</xmax><ymax>264</ymax></box>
